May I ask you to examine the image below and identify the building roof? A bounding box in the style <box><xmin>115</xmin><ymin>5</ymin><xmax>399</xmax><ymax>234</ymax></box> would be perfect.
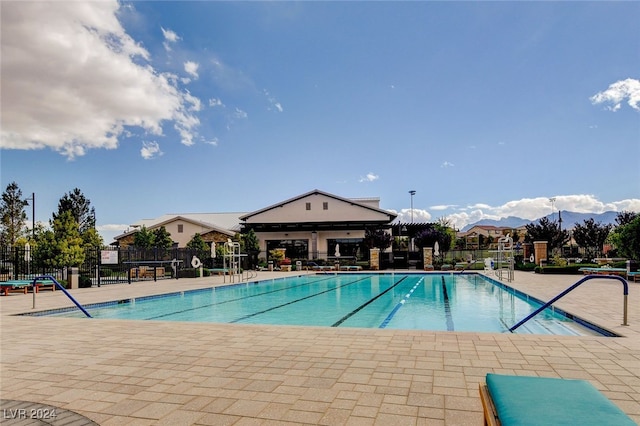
<box><xmin>239</xmin><ymin>189</ymin><xmax>396</xmax><ymax>222</ymax></box>
<box><xmin>114</xmin><ymin>212</ymin><xmax>246</xmax><ymax>241</ymax></box>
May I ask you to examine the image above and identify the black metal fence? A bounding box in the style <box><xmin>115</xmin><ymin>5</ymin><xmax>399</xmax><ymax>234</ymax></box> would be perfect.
<box><xmin>0</xmin><ymin>246</ymin><xmax>236</xmax><ymax>287</ymax></box>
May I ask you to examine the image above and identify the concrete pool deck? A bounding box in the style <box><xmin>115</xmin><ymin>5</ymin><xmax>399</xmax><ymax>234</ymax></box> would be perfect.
<box><xmin>1</xmin><ymin>271</ymin><xmax>638</xmax><ymax>425</ymax></box>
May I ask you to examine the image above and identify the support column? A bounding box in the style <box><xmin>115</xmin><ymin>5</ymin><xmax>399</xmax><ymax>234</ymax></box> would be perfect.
<box><xmin>423</xmin><ymin>247</ymin><xmax>434</xmax><ymax>271</ymax></box>
<box><xmin>533</xmin><ymin>241</ymin><xmax>548</xmax><ymax>266</ymax></box>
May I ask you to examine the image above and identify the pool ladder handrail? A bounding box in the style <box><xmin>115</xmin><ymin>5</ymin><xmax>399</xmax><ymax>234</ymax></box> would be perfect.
<box><xmin>508</xmin><ymin>274</ymin><xmax>628</xmax><ymax>333</ymax></box>
<box><xmin>31</xmin><ymin>275</ymin><xmax>92</xmax><ymax>318</ymax></box>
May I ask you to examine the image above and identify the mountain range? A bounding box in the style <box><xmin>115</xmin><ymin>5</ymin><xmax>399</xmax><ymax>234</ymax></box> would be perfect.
<box><xmin>461</xmin><ymin>211</ymin><xmax>620</xmax><ymax>232</ymax></box>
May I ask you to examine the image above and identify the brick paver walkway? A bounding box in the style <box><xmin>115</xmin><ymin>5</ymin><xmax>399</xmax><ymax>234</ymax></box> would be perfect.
<box><xmin>1</xmin><ymin>271</ymin><xmax>638</xmax><ymax>425</ymax></box>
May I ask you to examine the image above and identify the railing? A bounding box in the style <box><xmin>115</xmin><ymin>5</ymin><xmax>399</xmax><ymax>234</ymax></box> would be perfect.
<box><xmin>31</xmin><ymin>275</ymin><xmax>92</xmax><ymax>318</ymax></box>
<box><xmin>509</xmin><ymin>275</ymin><xmax>628</xmax><ymax>333</ymax></box>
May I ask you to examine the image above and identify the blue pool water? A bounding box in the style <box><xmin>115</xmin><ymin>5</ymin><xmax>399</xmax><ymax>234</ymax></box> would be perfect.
<box><xmin>41</xmin><ymin>273</ymin><xmax>607</xmax><ymax>336</ymax></box>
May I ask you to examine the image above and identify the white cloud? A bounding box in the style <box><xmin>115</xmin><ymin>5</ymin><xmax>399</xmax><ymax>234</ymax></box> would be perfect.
<box><xmin>399</xmin><ymin>195</ymin><xmax>640</xmax><ymax>231</ymax></box>
<box><xmin>184</xmin><ymin>61</ymin><xmax>199</xmax><ymax>79</ymax></box>
<box><xmin>234</xmin><ymin>108</ymin><xmax>248</xmax><ymax>119</ymax></box>
<box><xmin>590</xmin><ymin>78</ymin><xmax>640</xmax><ymax>111</ymax></box>
<box><xmin>209</xmin><ymin>98</ymin><xmax>225</xmax><ymax>108</ymax></box>
<box><xmin>390</xmin><ymin>208</ymin><xmax>432</xmax><ymax>223</ymax></box>
<box><xmin>0</xmin><ymin>1</ymin><xmax>201</xmax><ymax>158</ymax></box>
<box><xmin>431</xmin><ymin>204</ymin><xmax>457</xmax><ymax>211</ymax></box>
<box><xmin>441</xmin><ymin>161</ymin><xmax>455</xmax><ymax>168</ymax></box>
<box><xmin>264</xmin><ymin>89</ymin><xmax>284</xmax><ymax>112</ymax></box>
<box><xmin>141</xmin><ymin>141</ymin><xmax>163</xmax><ymax>159</ymax></box>
<box><xmin>96</xmin><ymin>223</ymin><xmax>130</xmax><ymax>243</ymax></box>
<box><xmin>359</xmin><ymin>173</ymin><xmax>379</xmax><ymax>183</ymax></box>
<box><xmin>161</xmin><ymin>27</ymin><xmax>180</xmax><ymax>51</ymax></box>
<box><xmin>205</xmin><ymin>137</ymin><xmax>219</xmax><ymax>146</ymax></box>
<box><xmin>444</xmin><ymin>195</ymin><xmax>640</xmax><ymax>231</ymax></box>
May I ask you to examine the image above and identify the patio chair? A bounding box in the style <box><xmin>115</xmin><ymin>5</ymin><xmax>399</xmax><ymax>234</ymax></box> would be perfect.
<box><xmin>479</xmin><ymin>373</ymin><xmax>636</xmax><ymax>426</ymax></box>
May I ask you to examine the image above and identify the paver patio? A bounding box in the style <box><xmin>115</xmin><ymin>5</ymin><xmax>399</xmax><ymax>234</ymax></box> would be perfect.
<box><xmin>1</xmin><ymin>271</ymin><xmax>638</xmax><ymax>425</ymax></box>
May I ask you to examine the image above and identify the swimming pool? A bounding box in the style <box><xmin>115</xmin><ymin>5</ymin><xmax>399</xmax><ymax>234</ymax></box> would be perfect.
<box><xmin>38</xmin><ymin>273</ymin><xmax>608</xmax><ymax>336</ymax></box>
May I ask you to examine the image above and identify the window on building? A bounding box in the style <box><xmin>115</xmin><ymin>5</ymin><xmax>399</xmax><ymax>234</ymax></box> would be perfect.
<box><xmin>266</xmin><ymin>239</ymin><xmax>309</xmax><ymax>260</ymax></box>
<box><xmin>323</xmin><ymin>202</ymin><xmax>328</xmax><ymax>210</ymax></box>
<box><xmin>177</xmin><ymin>224</ymin><xmax>183</xmax><ymax>233</ymax></box>
<box><xmin>306</xmin><ymin>202</ymin><xmax>311</xmax><ymax>210</ymax></box>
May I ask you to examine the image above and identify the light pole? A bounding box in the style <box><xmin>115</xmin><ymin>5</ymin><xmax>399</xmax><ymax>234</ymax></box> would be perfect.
<box><xmin>408</xmin><ymin>190</ymin><xmax>416</xmax><ymax>253</ymax></box>
<box><xmin>409</xmin><ymin>190</ymin><xmax>416</xmax><ymax>224</ymax></box>
<box><xmin>25</xmin><ymin>192</ymin><xmax>35</xmax><ymax>241</ymax></box>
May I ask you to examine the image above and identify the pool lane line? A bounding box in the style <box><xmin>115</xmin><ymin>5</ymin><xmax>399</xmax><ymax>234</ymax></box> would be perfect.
<box><xmin>229</xmin><ymin>275</ymin><xmax>376</xmax><ymax>324</ymax></box>
<box><xmin>145</xmin><ymin>274</ymin><xmax>342</xmax><ymax>320</ymax></box>
<box><xmin>442</xmin><ymin>275</ymin><xmax>455</xmax><ymax>331</ymax></box>
<box><xmin>331</xmin><ymin>276</ymin><xmax>409</xmax><ymax>327</ymax></box>
<box><xmin>379</xmin><ymin>277</ymin><xmax>424</xmax><ymax>328</ymax></box>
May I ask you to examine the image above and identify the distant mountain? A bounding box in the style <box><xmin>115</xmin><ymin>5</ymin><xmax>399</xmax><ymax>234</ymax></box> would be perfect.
<box><xmin>462</xmin><ymin>210</ymin><xmax>619</xmax><ymax>232</ymax></box>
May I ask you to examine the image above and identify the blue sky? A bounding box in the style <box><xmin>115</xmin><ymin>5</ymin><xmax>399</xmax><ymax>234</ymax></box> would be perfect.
<box><xmin>1</xmin><ymin>1</ymin><xmax>639</xmax><ymax>244</ymax></box>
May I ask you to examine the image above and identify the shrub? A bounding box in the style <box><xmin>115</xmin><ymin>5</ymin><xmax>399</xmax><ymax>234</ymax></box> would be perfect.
<box><xmin>534</xmin><ymin>265</ymin><xmax>583</xmax><ymax>274</ymax></box>
<box><xmin>178</xmin><ymin>268</ymin><xmax>199</xmax><ymax>278</ymax></box>
<box><xmin>79</xmin><ymin>275</ymin><xmax>93</xmax><ymax>288</ymax></box>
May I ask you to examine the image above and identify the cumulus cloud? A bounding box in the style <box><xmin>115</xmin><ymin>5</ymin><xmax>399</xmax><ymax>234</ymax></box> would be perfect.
<box><xmin>441</xmin><ymin>161</ymin><xmax>455</xmax><ymax>168</ymax></box>
<box><xmin>590</xmin><ymin>78</ymin><xmax>640</xmax><ymax>111</ymax></box>
<box><xmin>390</xmin><ymin>208</ymin><xmax>432</xmax><ymax>223</ymax></box>
<box><xmin>0</xmin><ymin>1</ymin><xmax>200</xmax><ymax>158</ymax></box>
<box><xmin>359</xmin><ymin>173</ymin><xmax>379</xmax><ymax>183</ymax></box>
<box><xmin>442</xmin><ymin>194</ymin><xmax>640</xmax><ymax>231</ymax></box>
<box><xmin>184</xmin><ymin>61</ymin><xmax>199</xmax><ymax>79</ymax></box>
<box><xmin>141</xmin><ymin>141</ymin><xmax>162</xmax><ymax>159</ymax></box>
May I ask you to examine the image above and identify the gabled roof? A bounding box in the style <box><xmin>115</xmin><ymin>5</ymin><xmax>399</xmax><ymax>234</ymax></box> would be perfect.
<box><xmin>114</xmin><ymin>213</ymin><xmax>244</xmax><ymax>240</ymax></box>
<box><xmin>239</xmin><ymin>189</ymin><xmax>397</xmax><ymax>222</ymax></box>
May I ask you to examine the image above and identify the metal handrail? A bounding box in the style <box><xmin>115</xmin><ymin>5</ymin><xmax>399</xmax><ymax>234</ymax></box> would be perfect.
<box><xmin>509</xmin><ymin>274</ymin><xmax>628</xmax><ymax>332</ymax></box>
<box><xmin>31</xmin><ymin>275</ymin><xmax>92</xmax><ymax>318</ymax></box>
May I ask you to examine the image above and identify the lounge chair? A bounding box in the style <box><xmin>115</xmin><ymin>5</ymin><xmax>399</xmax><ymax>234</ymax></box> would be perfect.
<box><xmin>479</xmin><ymin>373</ymin><xmax>636</xmax><ymax>426</ymax></box>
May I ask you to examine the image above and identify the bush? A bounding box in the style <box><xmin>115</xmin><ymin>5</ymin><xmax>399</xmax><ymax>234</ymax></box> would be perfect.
<box><xmin>534</xmin><ymin>265</ymin><xmax>583</xmax><ymax>274</ymax></box>
<box><xmin>516</xmin><ymin>262</ymin><xmax>536</xmax><ymax>272</ymax></box>
<box><xmin>178</xmin><ymin>268</ymin><xmax>199</xmax><ymax>278</ymax></box>
<box><xmin>79</xmin><ymin>275</ymin><xmax>93</xmax><ymax>288</ymax></box>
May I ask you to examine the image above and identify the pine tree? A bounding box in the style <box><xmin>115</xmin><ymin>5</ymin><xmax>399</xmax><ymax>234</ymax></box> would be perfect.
<box><xmin>0</xmin><ymin>182</ymin><xmax>28</xmax><ymax>246</ymax></box>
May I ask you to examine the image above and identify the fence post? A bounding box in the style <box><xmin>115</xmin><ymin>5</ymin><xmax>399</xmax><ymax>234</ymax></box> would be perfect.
<box><xmin>69</xmin><ymin>267</ymin><xmax>79</xmax><ymax>289</ymax></box>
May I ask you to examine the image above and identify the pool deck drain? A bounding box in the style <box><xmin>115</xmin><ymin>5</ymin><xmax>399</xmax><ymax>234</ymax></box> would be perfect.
<box><xmin>1</xmin><ymin>271</ymin><xmax>639</xmax><ymax>425</ymax></box>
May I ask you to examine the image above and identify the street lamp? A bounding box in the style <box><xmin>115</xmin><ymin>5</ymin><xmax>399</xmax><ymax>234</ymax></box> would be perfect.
<box><xmin>408</xmin><ymin>190</ymin><xmax>416</xmax><ymax>252</ymax></box>
<box><xmin>409</xmin><ymin>190</ymin><xmax>416</xmax><ymax>224</ymax></box>
<box><xmin>25</xmin><ymin>192</ymin><xmax>35</xmax><ymax>241</ymax></box>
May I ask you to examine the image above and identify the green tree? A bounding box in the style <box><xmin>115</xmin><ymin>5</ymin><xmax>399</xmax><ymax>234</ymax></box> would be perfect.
<box><xmin>33</xmin><ymin>211</ymin><xmax>84</xmax><ymax>269</ymax></box>
<box><xmin>615</xmin><ymin>211</ymin><xmax>638</xmax><ymax>227</ymax></box>
<box><xmin>572</xmin><ymin>218</ymin><xmax>612</xmax><ymax>259</ymax></box>
<box><xmin>133</xmin><ymin>225</ymin><xmax>155</xmax><ymax>248</ymax></box>
<box><xmin>241</xmin><ymin>229</ymin><xmax>261</xmax><ymax>268</ymax></box>
<box><xmin>0</xmin><ymin>182</ymin><xmax>28</xmax><ymax>246</ymax></box>
<box><xmin>187</xmin><ymin>233</ymin><xmax>209</xmax><ymax>260</ymax></box>
<box><xmin>610</xmin><ymin>215</ymin><xmax>640</xmax><ymax>260</ymax></box>
<box><xmin>54</xmin><ymin>188</ymin><xmax>96</xmax><ymax>234</ymax></box>
<box><xmin>363</xmin><ymin>228</ymin><xmax>393</xmax><ymax>251</ymax></box>
<box><xmin>152</xmin><ymin>226</ymin><xmax>173</xmax><ymax>249</ymax></box>
<box><xmin>242</xmin><ymin>229</ymin><xmax>260</xmax><ymax>253</ymax></box>
<box><xmin>525</xmin><ymin>217</ymin><xmax>570</xmax><ymax>255</ymax></box>
<box><xmin>82</xmin><ymin>227</ymin><xmax>104</xmax><ymax>250</ymax></box>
